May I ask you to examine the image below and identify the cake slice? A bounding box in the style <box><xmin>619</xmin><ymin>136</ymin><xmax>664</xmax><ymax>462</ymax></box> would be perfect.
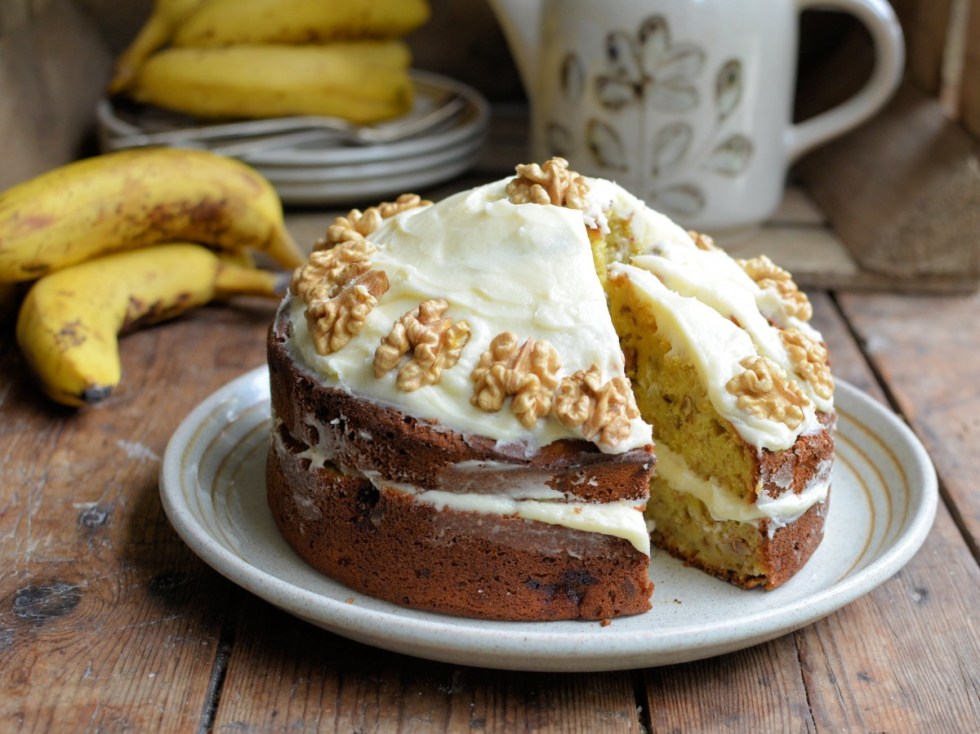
<box><xmin>587</xmin><ymin>177</ymin><xmax>835</xmax><ymax>589</ymax></box>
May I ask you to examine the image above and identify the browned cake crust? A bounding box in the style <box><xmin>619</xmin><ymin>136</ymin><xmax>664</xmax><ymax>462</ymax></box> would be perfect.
<box><xmin>267</xmin><ymin>441</ymin><xmax>654</xmax><ymax>620</ymax></box>
<box><xmin>266</xmin><ymin>307</ymin><xmax>656</xmax><ymax>620</ymax></box>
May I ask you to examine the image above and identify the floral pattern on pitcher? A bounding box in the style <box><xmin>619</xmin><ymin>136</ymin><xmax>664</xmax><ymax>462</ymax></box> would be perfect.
<box><xmin>544</xmin><ymin>15</ymin><xmax>754</xmax><ymax>218</ymax></box>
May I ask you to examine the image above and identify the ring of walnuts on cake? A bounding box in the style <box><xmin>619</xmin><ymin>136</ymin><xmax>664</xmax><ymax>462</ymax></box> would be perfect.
<box><xmin>266</xmin><ymin>157</ymin><xmax>836</xmax><ymax>621</ymax></box>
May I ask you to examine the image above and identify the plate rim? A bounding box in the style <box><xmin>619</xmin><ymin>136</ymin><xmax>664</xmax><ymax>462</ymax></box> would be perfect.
<box><xmin>267</xmin><ymin>149</ymin><xmax>485</xmax><ymax>205</ymax></box>
<box><xmin>160</xmin><ymin>366</ymin><xmax>938</xmax><ymax>671</ymax></box>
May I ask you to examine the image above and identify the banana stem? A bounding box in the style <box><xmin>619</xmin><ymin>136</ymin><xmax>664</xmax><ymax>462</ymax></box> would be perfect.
<box><xmin>215</xmin><ymin>262</ymin><xmax>291</xmax><ymax>300</ymax></box>
<box><xmin>266</xmin><ymin>223</ymin><xmax>307</xmax><ymax>269</ymax></box>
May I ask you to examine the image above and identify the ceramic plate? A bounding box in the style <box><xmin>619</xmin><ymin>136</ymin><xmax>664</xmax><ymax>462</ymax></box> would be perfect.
<box><xmin>160</xmin><ymin>367</ymin><xmax>937</xmax><ymax>672</ymax></box>
<box><xmin>264</xmin><ymin>148</ymin><xmax>485</xmax><ymax>205</ymax></box>
<box><xmin>256</xmin><ymin>134</ymin><xmax>485</xmax><ymax>183</ymax></box>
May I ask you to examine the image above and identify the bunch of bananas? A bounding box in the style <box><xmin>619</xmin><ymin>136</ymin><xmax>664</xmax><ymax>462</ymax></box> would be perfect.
<box><xmin>0</xmin><ymin>147</ymin><xmax>303</xmax><ymax>407</ymax></box>
<box><xmin>110</xmin><ymin>0</ymin><xmax>431</xmax><ymax>124</ymax></box>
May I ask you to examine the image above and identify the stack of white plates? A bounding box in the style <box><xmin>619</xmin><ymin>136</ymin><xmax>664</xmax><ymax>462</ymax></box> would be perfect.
<box><xmin>97</xmin><ymin>70</ymin><xmax>489</xmax><ymax>206</ymax></box>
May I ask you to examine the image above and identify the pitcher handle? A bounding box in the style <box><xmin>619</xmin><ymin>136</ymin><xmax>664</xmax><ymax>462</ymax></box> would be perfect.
<box><xmin>786</xmin><ymin>0</ymin><xmax>905</xmax><ymax>161</ymax></box>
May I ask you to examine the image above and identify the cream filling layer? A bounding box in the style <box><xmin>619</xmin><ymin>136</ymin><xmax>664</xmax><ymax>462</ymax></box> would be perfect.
<box><xmin>363</xmin><ymin>471</ymin><xmax>651</xmax><ymax>555</ymax></box>
<box><xmin>654</xmin><ymin>443</ymin><xmax>831</xmax><ymax>534</ymax></box>
<box><xmin>276</xmin><ymin>424</ymin><xmax>652</xmax><ymax>554</ymax></box>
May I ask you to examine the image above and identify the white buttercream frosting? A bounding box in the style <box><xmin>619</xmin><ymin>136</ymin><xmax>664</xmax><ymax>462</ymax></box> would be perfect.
<box><xmin>287</xmin><ymin>178</ymin><xmax>653</xmax><ymax>454</ymax></box>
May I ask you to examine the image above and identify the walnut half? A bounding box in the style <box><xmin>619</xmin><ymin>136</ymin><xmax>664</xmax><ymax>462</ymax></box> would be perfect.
<box><xmin>305</xmin><ymin>270</ymin><xmax>389</xmax><ymax>355</ymax></box>
<box><xmin>738</xmin><ymin>255</ymin><xmax>813</xmax><ymax>322</ymax></box>
<box><xmin>725</xmin><ymin>356</ymin><xmax>810</xmax><ymax>430</ymax></box>
<box><xmin>781</xmin><ymin>327</ymin><xmax>834</xmax><ymax>401</ymax></box>
<box><xmin>471</xmin><ymin>332</ymin><xmax>562</xmax><ymax>428</ymax></box>
<box><xmin>317</xmin><ymin>193</ymin><xmax>431</xmax><ymax>251</ymax></box>
<box><xmin>374</xmin><ymin>299</ymin><xmax>471</xmax><ymax>391</ymax></box>
<box><xmin>506</xmin><ymin>157</ymin><xmax>589</xmax><ymax>210</ymax></box>
<box><xmin>291</xmin><ymin>238</ymin><xmax>376</xmax><ymax>303</ymax></box>
<box><xmin>687</xmin><ymin>230</ymin><xmax>719</xmax><ymax>251</ymax></box>
<box><xmin>553</xmin><ymin>365</ymin><xmax>641</xmax><ymax>451</ymax></box>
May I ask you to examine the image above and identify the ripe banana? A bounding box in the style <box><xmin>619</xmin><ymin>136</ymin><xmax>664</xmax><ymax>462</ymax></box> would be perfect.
<box><xmin>108</xmin><ymin>0</ymin><xmax>212</xmax><ymax>94</ymax></box>
<box><xmin>15</xmin><ymin>243</ymin><xmax>288</xmax><ymax>407</ymax></box>
<box><xmin>172</xmin><ymin>0</ymin><xmax>430</xmax><ymax>48</ymax></box>
<box><xmin>0</xmin><ymin>147</ymin><xmax>304</xmax><ymax>283</ymax></box>
<box><xmin>130</xmin><ymin>42</ymin><xmax>413</xmax><ymax>123</ymax></box>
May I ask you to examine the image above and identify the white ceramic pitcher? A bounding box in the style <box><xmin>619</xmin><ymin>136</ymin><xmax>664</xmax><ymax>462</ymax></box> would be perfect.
<box><xmin>488</xmin><ymin>0</ymin><xmax>904</xmax><ymax>238</ymax></box>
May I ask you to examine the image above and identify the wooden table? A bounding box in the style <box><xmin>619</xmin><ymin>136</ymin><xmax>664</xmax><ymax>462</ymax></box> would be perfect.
<box><xmin>2</xmin><ymin>151</ymin><xmax>978</xmax><ymax>733</ymax></box>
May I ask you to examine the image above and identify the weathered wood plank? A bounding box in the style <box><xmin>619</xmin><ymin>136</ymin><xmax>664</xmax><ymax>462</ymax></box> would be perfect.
<box><xmin>836</xmin><ymin>289</ymin><xmax>980</xmax><ymax>552</ymax></box>
<box><xmin>795</xmin><ymin>507</ymin><xmax>980</xmax><ymax>733</ymax></box>
<box><xmin>803</xmin><ymin>290</ymin><xmax>980</xmax><ymax>732</ymax></box>
<box><xmin>643</xmin><ymin>635</ymin><xmax>816</xmax><ymax>733</ymax></box>
<box><xmin>0</xmin><ymin>301</ymin><xmax>277</xmax><ymax>732</ymax></box>
<box><xmin>211</xmin><ymin>596</ymin><xmax>643</xmax><ymax>733</ymax></box>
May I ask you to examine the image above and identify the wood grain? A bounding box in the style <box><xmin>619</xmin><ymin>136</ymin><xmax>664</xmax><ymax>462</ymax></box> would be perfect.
<box><xmin>0</xmin><ymin>303</ymin><xmax>276</xmax><ymax>731</ymax></box>
<box><xmin>795</xmin><ymin>506</ymin><xmax>980</xmax><ymax>733</ymax></box>
<box><xmin>642</xmin><ymin>636</ymin><xmax>816</xmax><ymax>733</ymax></box>
<box><xmin>836</xmin><ymin>290</ymin><xmax>980</xmax><ymax>553</ymax></box>
<box><xmin>210</xmin><ymin>597</ymin><xmax>644</xmax><ymax>733</ymax></box>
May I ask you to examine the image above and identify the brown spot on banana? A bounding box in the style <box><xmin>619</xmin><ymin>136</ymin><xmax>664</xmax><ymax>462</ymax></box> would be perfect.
<box><xmin>56</xmin><ymin>320</ymin><xmax>86</xmax><ymax>349</ymax></box>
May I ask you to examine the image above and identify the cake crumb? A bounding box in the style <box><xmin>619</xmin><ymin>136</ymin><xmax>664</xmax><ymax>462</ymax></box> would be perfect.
<box><xmin>600</xmin><ymin>618</ymin><xmax>612</xmax><ymax>627</ymax></box>
<box><xmin>345</xmin><ymin>596</ymin><xmax>356</xmax><ymax>604</ymax></box>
